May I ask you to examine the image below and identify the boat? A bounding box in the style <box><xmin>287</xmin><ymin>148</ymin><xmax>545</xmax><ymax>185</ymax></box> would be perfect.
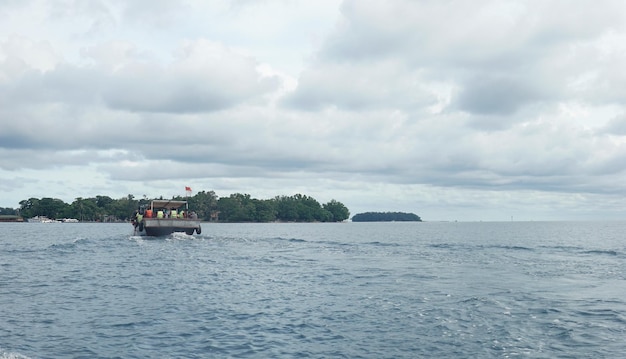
<box><xmin>27</xmin><ymin>216</ymin><xmax>60</xmax><ymax>223</ymax></box>
<box><xmin>133</xmin><ymin>199</ymin><xmax>201</xmax><ymax>237</ymax></box>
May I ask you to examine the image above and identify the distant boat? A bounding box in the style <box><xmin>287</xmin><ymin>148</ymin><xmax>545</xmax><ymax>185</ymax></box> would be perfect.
<box><xmin>61</xmin><ymin>218</ymin><xmax>79</xmax><ymax>223</ymax></box>
<box><xmin>132</xmin><ymin>199</ymin><xmax>201</xmax><ymax>237</ymax></box>
<box><xmin>27</xmin><ymin>216</ymin><xmax>60</xmax><ymax>223</ymax></box>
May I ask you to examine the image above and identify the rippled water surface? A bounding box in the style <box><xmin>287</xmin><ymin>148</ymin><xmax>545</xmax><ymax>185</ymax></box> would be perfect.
<box><xmin>2</xmin><ymin>221</ymin><xmax>626</xmax><ymax>358</ymax></box>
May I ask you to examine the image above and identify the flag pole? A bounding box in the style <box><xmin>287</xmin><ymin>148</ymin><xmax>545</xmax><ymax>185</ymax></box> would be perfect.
<box><xmin>184</xmin><ymin>186</ymin><xmax>190</xmax><ymax>213</ymax></box>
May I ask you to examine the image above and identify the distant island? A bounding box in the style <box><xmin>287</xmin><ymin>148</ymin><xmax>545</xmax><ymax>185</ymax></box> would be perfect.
<box><xmin>352</xmin><ymin>212</ymin><xmax>422</xmax><ymax>222</ymax></box>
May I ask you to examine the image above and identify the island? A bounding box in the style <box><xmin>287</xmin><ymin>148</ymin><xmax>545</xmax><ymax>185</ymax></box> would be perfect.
<box><xmin>12</xmin><ymin>192</ymin><xmax>350</xmax><ymax>223</ymax></box>
<box><xmin>351</xmin><ymin>212</ymin><xmax>421</xmax><ymax>222</ymax></box>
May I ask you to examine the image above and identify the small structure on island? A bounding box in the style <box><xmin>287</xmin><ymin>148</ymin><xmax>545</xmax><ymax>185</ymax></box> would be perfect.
<box><xmin>0</xmin><ymin>215</ymin><xmax>24</xmax><ymax>222</ymax></box>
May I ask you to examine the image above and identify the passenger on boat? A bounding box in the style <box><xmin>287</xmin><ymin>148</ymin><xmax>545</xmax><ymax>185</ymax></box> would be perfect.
<box><xmin>132</xmin><ymin>211</ymin><xmax>143</xmax><ymax>228</ymax></box>
<box><xmin>132</xmin><ymin>210</ymin><xmax>139</xmax><ymax>227</ymax></box>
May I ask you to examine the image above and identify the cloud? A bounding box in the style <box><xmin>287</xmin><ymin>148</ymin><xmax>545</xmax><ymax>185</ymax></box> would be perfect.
<box><xmin>602</xmin><ymin>114</ymin><xmax>626</xmax><ymax>136</ymax></box>
<box><xmin>3</xmin><ymin>0</ymin><xmax>626</xmax><ymax>220</ymax></box>
<box><xmin>455</xmin><ymin>75</ymin><xmax>545</xmax><ymax>115</ymax></box>
<box><xmin>1</xmin><ymin>39</ymin><xmax>281</xmax><ymax>117</ymax></box>
<box><xmin>286</xmin><ymin>0</ymin><xmax>626</xmax><ymax>117</ymax></box>
<box><xmin>114</xmin><ymin>39</ymin><xmax>279</xmax><ymax>113</ymax></box>
<box><xmin>282</xmin><ymin>60</ymin><xmax>440</xmax><ymax>111</ymax></box>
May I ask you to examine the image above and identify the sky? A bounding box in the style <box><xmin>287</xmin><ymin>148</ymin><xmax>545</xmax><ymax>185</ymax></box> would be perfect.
<box><xmin>2</xmin><ymin>0</ymin><xmax>626</xmax><ymax>221</ymax></box>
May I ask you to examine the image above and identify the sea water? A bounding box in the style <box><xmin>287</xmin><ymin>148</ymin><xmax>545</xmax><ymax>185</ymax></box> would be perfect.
<box><xmin>1</xmin><ymin>221</ymin><xmax>625</xmax><ymax>358</ymax></box>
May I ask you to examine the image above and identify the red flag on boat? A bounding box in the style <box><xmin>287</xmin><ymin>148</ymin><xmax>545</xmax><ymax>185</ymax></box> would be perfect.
<box><xmin>185</xmin><ymin>186</ymin><xmax>192</xmax><ymax>192</ymax></box>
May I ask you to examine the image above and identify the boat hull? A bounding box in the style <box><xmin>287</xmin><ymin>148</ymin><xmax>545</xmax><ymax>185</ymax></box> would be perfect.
<box><xmin>137</xmin><ymin>218</ymin><xmax>201</xmax><ymax>237</ymax></box>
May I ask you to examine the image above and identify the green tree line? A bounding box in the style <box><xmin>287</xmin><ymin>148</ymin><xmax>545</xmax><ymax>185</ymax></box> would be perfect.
<box><xmin>0</xmin><ymin>207</ymin><xmax>18</xmax><ymax>215</ymax></box>
<box><xmin>15</xmin><ymin>191</ymin><xmax>350</xmax><ymax>223</ymax></box>
<box><xmin>351</xmin><ymin>212</ymin><xmax>421</xmax><ymax>222</ymax></box>
<box><xmin>18</xmin><ymin>195</ymin><xmax>143</xmax><ymax>222</ymax></box>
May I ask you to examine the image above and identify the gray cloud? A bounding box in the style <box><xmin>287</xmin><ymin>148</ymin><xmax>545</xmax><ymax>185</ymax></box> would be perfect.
<box><xmin>602</xmin><ymin>114</ymin><xmax>626</xmax><ymax>136</ymax></box>
<box><xmin>282</xmin><ymin>61</ymin><xmax>436</xmax><ymax>111</ymax></box>
<box><xmin>455</xmin><ymin>75</ymin><xmax>544</xmax><ymax>115</ymax></box>
<box><xmin>2</xmin><ymin>0</ymin><xmax>626</xmax><ymax>220</ymax></box>
<box><xmin>0</xmin><ymin>40</ymin><xmax>281</xmax><ymax>115</ymax></box>
<box><xmin>286</xmin><ymin>0</ymin><xmax>625</xmax><ymax>117</ymax></box>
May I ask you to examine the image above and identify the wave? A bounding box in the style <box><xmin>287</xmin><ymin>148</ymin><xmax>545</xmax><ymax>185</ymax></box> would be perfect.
<box><xmin>169</xmin><ymin>232</ymin><xmax>198</xmax><ymax>241</ymax></box>
<box><xmin>581</xmin><ymin>250</ymin><xmax>620</xmax><ymax>256</ymax></box>
<box><xmin>269</xmin><ymin>237</ymin><xmax>307</xmax><ymax>243</ymax></box>
<box><xmin>0</xmin><ymin>351</ymin><xmax>32</xmax><ymax>359</ymax></box>
<box><xmin>364</xmin><ymin>241</ymin><xmax>402</xmax><ymax>247</ymax></box>
<box><xmin>430</xmin><ymin>243</ymin><xmax>626</xmax><ymax>256</ymax></box>
<box><xmin>428</xmin><ymin>243</ymin><xmax>534</xmax><ymax>251</ymax></box>
<box><xmin>47</xmin><ymin>237</ymin><xmax>90</xmax><ymax>251</ymax></box>
<box><xmin>574</xmin><ymin>308</ymin><xmax>626</xmax><ymax>323</ymax></box>
<box><xmin>493</xmin><ymin>245</ymin><xmax>534</xmax><ymax>251</ymax></box>
<box><xmin>538</xmin><ymin>245</ymin><xmax>585</xmax><ymax>251</ymax></box>
<box><xmin>537</xmin><ymin>245</ymin><xmax>624</xmax><ymax>257</ymax></box>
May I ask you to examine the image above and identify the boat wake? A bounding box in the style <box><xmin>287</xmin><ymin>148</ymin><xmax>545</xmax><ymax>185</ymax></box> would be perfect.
<box><xmin>169</xmin><ymin>232</ymin><xmax>198</xmax><ymax>241</ymax></box>
<box><xmin>127</xmin><ymin>232</ymin><xmax>203</xmax><ymax>242</ymax></box>
<box><xmin>0</xmin><ymin>350</ymin><xmax>32</xmax><ymax>359</ymax></box>
<box><xmin>128</xmin><ymin>235</ymin><xmax>144</xmax><ymax>241</ymax></box>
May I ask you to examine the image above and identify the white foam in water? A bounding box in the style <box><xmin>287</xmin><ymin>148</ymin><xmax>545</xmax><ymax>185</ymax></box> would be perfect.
<box><xmin>170</xmin><ymin>232</ymin><xmax>195</xmax><ymax>241</ymax></box>
<box><xmin>0</xmin><ymin>351</ymin><xmax>32</xmax><ymax>359</ymax></box>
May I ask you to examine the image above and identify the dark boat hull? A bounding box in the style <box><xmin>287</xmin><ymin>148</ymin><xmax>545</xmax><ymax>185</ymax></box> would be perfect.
<box><xmin>138</xmin><ymin>218</ymin><xmax>201</xmax><ymax>237</ymax></box>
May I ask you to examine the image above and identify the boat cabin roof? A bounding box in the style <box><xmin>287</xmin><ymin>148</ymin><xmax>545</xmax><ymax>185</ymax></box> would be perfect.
<box><xmin>150</xmin><ymin>200</ymin><xmax>188</xmax><ymax>209</ymax></box>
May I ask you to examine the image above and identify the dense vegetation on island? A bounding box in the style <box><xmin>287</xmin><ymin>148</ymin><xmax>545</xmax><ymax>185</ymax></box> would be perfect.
<box><xmin>0</xmin><ymin>207</ymin><xmax>17</xmax><ymax>215</ymax></box>
<box><xmin>11</xmin><ymin>191</ymin><xmax>350</xmax><ymax>223</ymax></box>
<box><xmin>352</xmin><ymin>212</ymin><xmax>421</xmax><ymax>222</ymax></box>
